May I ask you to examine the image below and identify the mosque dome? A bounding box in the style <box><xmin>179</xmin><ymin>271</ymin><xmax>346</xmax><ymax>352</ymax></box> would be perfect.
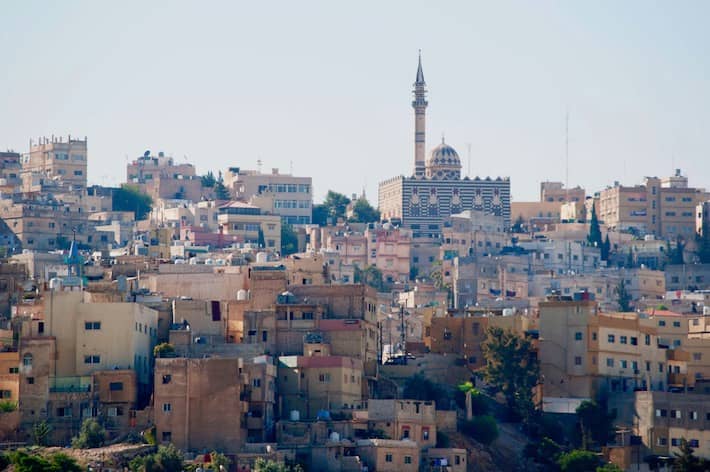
<box><xmin>425</xmin><ymin>138</ymin><xmax>461</xmax><ymax>180</ymax></box>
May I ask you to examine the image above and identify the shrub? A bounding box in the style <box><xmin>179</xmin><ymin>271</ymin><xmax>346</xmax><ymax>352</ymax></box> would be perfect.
<box><xmin>557</xmin><ymin>449</ymin><xmax>600</xmax><ymax>472</ymax></box>
<box><xmin>0</xmin><ymin>400</ymin><xmax>17</xmax><ymax>412</ymax></box>
<box><xmin>153</xmin><ymin>343</ymin><xmax>176</xmax><ymax>358</ymax></box>
<box><xmin>461</xmin><ymin>415</ymin><xmax>499</xmax><ymax>445</ymax></box>
<box><xmin>72</xmin><ymin>418</ymin><xmax>106</xmax><ymax>448</ymax></box>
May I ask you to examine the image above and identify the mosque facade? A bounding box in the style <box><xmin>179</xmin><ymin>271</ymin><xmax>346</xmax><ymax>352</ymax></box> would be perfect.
<box><xmin>378</xmin><ymin>54</ymin><xmax>511</xmax><ymax>236</ymax></box>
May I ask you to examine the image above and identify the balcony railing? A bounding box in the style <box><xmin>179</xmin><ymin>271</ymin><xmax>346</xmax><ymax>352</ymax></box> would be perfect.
<box><xmin>49</xmin><ymin>376</ymin><xmax>91</xmax><ymax>393</ymax></box>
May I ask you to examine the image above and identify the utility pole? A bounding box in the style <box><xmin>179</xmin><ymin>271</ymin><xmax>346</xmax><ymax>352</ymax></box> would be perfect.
<box><xmin>400</xmin><ymin>304</ymin><xmax>407</xmax><ymax>365</ymax></box>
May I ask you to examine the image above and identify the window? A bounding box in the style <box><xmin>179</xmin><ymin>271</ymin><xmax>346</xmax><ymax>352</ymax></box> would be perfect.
<box><xmin>690</xmin><ymin>411</ymin><xmax>699</xmax><ymax>420</ymax></box>
<box><xmin>621</xmin><ymin>360</ymin><xmax>628</xmax><ymax>369</ymax></box>
<box><xmin>38</xmin><ymin>322</ymin><xmax>44</xmax><ymax>334</ymax></box>
<box><xmin>671</xmin><ymin>438</ymin><xmax>681</xmax><ymax>447</ymax></box>
<box><xmin>671</xmin><ymin>410</ymin><xmax>681</xmax><ymax>419</ymax></box>
<box><xmin>693</xmin><ymin>353</ymin><xmax>702</xmax><ymax>361</ymax></box>
<box><xmin>108</xmin><ymin>407</ymin><xmax>124</xmax><ymax>417</ymax></box>
<box><xmin>646</xmin><ymin>361</ymin><xmax>651</xmax><ymax>372</ymax></box>
<box><xmin>385</xmin><ymin>454</ymin><xmax>393</xmax><ymax>463</ymax></box>
<box><xmin>608</xmin><ymin>334</ymin><xmax>615</xmax><ymax>343</ymax></box>
<box><xmin>631</xmin><ymin>337</ymin><xmax>638</xmax><ymax>346</ymax></box>
<box><xmin>22</xmin><ymin>353</ymin><xmax>32</xmax><ymax>367</ymax></box>
<box><xmin>645</xmin><ymin>334</ymin><xmax>651</xmax><ymax>345</ymax></box>
<box><xmin>0</xmin><ymin>390</ymin><xmax>11</xmax><ymax>399</ymax></box>
<box><xmin>574</xmin><ymin>332</ymin><xmax>583</xmax><ymax>341</ymax></box>
<box><xmin>656</xmin><ymin>409</ymin><xmax>667</xmax><ymax>417</ymax></box>
<box><xmin>162</xmin><ymin>432</ymin><xmax>172</xmax><ymax>442</ymax></box>
<box><xmin>592</xmin><ymin>332</ymin><xmax>597</xmax><ymax>341</ymax></box>
<box><xmin>318</xmin><ymin>373</ymin><xmax>331</xmax><ymax>383</ymax></box>
<box><xmin>56</xmin><ymin>406</ymin><xmax>72</xmax><ymax>417</ymax></box>
<box><xmin>443</xmin><ymin>331</ymin><xmax>452</xmax><ymax>340</ymax></box>
<box><xmin>690</xmin><ymin>439</ymin><xmax>700</xmax><ymax>448</ymax></box>
<box><xmin>657</xmin><ymin>437</ymin><xmax>667</xmax><ymax>446</ymax></box>
<box><xmin>574</xmin><ymin>356</ymin><xmax>582</xmax><ymax>366</ymax></box>
<box><xmin>27</xmin><ymin>377</ymin><xmax>34</xmax><ymax>384</ymax></box>
<box><xmin>422</xmin><ymin>428</ymin><xmax>430</xmax><ymax>440</ymax></box>
<box><xmin>109</xmin><ymin>382</ymin><xmax>123</xmax><ymax>391</ymax></box>
<box><xmin>673</xmin><ymin>321</ymin><xmax>681</xmax><ymax>328</ymax></box>
<box><xmin>606</xmin><ymin>358</ymin><xmax>614</xmax><ymax>367</ymax></box>
<box><xmin>84</xmin><ymin>355</ymin><xmax>100</xmax><ymax>364</ymax></box>
<box><xmin>9</xmin><ymin>367</ymin><xmax>18</xmax><ymax>374</ymax></box>
<box><xmin>84</xmin><ymin>321</ymin><xmax>101</xmax><ymax>330</ymax></box>
<box><xmin>211</xmin><ymin>300</ymin><xmax>221</xmax><ymax>321</ymax></box>
<box><xmin>404</xmin><ymin>456</ymin><xmax>412</xmax><ymax>464</ymax></box>
<box><xmin>253</xmin><ymin>378</ymin><xmax>261</xmax><ymax>388</ymax></box>
<box><xmin>473</xmin><ymin>323</ymin><xmax>480</xmax><ymax>335</ymax></box>
<box><xmin>162</xmin><ymin>403</ymin><xmax>172</xmax><ymax>412</ymax></box>
<box><xmin>659</xmin><ymin>320</ymin><xmax>666</xmax><ymax>327</ymax></box>
<box><xmin>620</xmin><ymin>336</ymin><xmax>628</xmax><ymax>344</ymax></box>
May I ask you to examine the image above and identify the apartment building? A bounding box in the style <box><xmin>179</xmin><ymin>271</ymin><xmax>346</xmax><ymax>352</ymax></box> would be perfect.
<box><xmin>22</xmin><ymin>136</ymin><xmax>88</xmax><ymax>190</ymax></box>
<box><xmin>366</xmin><ymin>224</ymin><xmax>412</xmax><ymax>284</ymax></box>
<box><xmin>356</xmin><ymin>439</ymin><xmax>421</xmax><ymax>472</ymax></box>
<box><xmin>277</xmin><ymin>355</ymin><xmax>364</xmax><ymax>419</ymax></box>
<box><xmin>217</xmin><ymin>201</ymin><xmax>281</xmax><ymax>250</ymax></box>
<box><xmin>540</xmin><ymin>181</ymin><xmax>586</xmax><ymax>203</ymax></box>
<box><xmin>225</xmin><ymin>167</ymin><xmax>313</xmax><ymax>225</ymax></box>
<box><xmin>126</xmin><ymin>151</ymin><xmax>205</xmax><ymax>202</ymax></box>
<box><xmin>636</xmin><ymin>390</ymin><xmax>710</xmax><ymax>459</ymax></box>
<box><xmin>366</xmin><ymin>399</ymin><xmax>437</xmax><ymax>448</ymax></box>
<box><xmin>598</xmin><ymin>170</ymin><xmax>707</xmax><ymax>239</ymax></box>
<box><xmin>0</xmin><ymin>151</ymin><xmax>22</xmax><ymax>192</ymax></box>
<box><xmin>539</xmin><ymin>299</ymin><xmax>666</xmax><ymax>399</ymax></box>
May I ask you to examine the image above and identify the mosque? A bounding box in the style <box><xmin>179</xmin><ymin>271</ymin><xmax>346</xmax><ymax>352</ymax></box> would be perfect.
<box><xmin>378</xmin><ymin>53</ymin><xmax>511</xmax><ymax>236</ymax></box>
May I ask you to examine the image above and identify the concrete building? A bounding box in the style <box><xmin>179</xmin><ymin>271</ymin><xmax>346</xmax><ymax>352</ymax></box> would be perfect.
<box><xmin>218</xmin><ymin>201</ymin><xmax>282</xmax><ymax>250</ymax></box>
<box><xmin>126</xmin><ymin>151</ymin><xmax>204</xmax><ymax>202</ymax></box>
<box><xmin>277</xmin><ymin>355</ymin><xmax>365</xmax><ymax>420</ymax></box>
<box><xmin>22</xmin><ymin>136</ymin><xmax>88</xmax><ymax>190</ymax></box>
<box><xmin>366</xmin><ymin>399</ymin><xmax>437</xmax><ymax>448</ymax></box>
<box><xmin>540</xmin><ymin>181</ymin><xmax>586</xmax><ymax>203</ymax></box>
<box><xmin>225</xmin><ymin>167</ymin><xmax>313</xmax><ymax>225</ymax></box>
<box><xmin>365</xmin><ymin>224</ymin><xmax>412</xmax><ymax>284</ymax></box>
<box><xmin>356</xmin><ymin>439</ymin><xmax>420</xmax><ymax>472</ymax></box>
<box><xmin>597</xmin><ymin>170</ymin><xmax>707</xmax><ymax>239</ymax></box>
<box><xmin>378</xmin><ymin>54</ymin><xmax>511</xmax><ymax>236</ymax></box>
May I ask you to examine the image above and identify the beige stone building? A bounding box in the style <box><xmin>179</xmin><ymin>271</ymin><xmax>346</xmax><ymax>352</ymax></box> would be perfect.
<box><xmin>22</xmin><ymin>136</ymin><xmax>88</xmax><ymax>190</ymax></box>
<box><xmin>277</xmin><ymin>355</ymin><xmax>364</xmax><ymax>419</ymax></box>
<box><xmin>356</xmin><ymin>439</ymin><xmax>420</xmax><ymax>472</ymax></box>
<box><xmin>367</xmin><ymin>399</ymin><xmax>437</xmax><ymax>448</ymax></box>
<box><xmin>225</xmin><ymin>167</ymin><xmax>313</xmax><ymax>225</ymax></box>
<box><xmin>598</xmin><ymin>170</ymin><xmax>707</xmax><ymax>239</ymax></box>
<box><xmin>218</xmin><ymin>201</ymin><xmax>282</xmax><ymax>250</ymax></box>
<box><xmin>540</xmin><ymin>181</ymin><xmax>586</xmax><ymax>203</ymax></box>
<box><xmin>126</xmin><ymin>151</ymin><xmax>205</xmax><ymax>202</ymax></box>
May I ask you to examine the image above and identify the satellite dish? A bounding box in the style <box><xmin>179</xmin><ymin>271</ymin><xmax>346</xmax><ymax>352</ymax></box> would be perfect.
<box><xmin>144</xmin><ymin>150</ymin><xmax>151</xmax><ymax>157</ymax></box>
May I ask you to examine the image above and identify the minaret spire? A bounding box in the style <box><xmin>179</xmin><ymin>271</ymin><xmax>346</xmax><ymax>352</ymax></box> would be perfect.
<box><xmin>412</xmin><ymin>50</ymin><xmax>428</xmax><ymax>178</ymax></box>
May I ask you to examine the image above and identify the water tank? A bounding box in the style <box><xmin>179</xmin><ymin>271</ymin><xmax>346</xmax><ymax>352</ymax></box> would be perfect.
<box><xmin>174</xmin><ymin>259</ymin><xmax>185</xmax><ymax>264</ymax></box>
<box><xmin>502</xmin><ymin>308</ymin><xmax>514</xmax><ymax>317</ymax></box>
<box><xmin>237</xmin><ymin>289</ymin><xmax>248</xmax><ymax>301</ymax></box>
<box><xmin>329</xmin><ymin>432</ymin><xmax>340</xmax><ymax>442</ymax></box>
<box><xmin>49</xmin><ymin>278</ymin><xmax>62</xmax><ymax>291</ymax></box>
<box><xmin>256</xmin><ymin>252</ymin><xmax>268</xmax><ymax>264</ymax></box>
<box><xmin>204</xmin><ymin>258</ymin><xmax>214</xmax><ymax>265</ymax></box>
<box><xmin>289</xmin><ymin>410</ymin><xmax>300</xmax><ymax>421</ymax></box>
<box><xmin>216</xmin><ymin>259</ymin><xmax>225</xmax><ymax>266</ymax></box>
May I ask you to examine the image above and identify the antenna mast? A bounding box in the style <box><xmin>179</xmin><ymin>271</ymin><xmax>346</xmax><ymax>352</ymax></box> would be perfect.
<box><xmin>565</xmin><ymin>111</ymin><xmax>569</xmax><ymax>202</ymax></box>
<box><xmin>466</xmin><ymin>142</ymin><xmax>472</xmax><ymax>178</ymax></box>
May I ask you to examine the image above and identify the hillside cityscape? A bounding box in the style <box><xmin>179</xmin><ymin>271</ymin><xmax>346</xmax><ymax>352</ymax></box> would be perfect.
<box><xmin>2</xmin><ymin>16</ymin><xmax>710</xmax><ymax>472</ymax></box>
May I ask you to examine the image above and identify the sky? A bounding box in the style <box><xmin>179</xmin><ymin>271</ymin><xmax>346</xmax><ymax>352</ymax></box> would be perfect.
<box><xmin>1</xmin><ymin>1</ymin><xmax>709</xmax><ymax>203</ymax></box>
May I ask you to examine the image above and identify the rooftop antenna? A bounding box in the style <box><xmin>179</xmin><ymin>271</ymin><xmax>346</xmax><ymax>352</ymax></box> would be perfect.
<box><xmin>257</xmin><ymin>158</ymin><xmax>263</xmax><ymax>174</ymax></box>
<box><xmin>565</xmin><ymin>110</ymin><xmax>569</xmax><ymax>202</ymax></box>
<box><xmin>466</xmin><ymin>142</ymin><xmax>472</xmax><ymax>178</ymax></box>
<box><xmin>290</xmin><ymin>160</ymin><xmax>293</xmax><ymax>175</ymax></box>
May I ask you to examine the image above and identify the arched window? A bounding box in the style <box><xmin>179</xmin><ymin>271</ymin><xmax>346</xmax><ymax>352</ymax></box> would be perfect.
<box><xmin>22</xmin><ymin>353</ymin><xmax>33</xmax><ymax>367</ymax></box>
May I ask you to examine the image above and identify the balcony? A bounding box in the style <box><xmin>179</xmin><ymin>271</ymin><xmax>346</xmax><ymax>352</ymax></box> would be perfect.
<box><xmin>667</xmin><ymin>350</ymin><xmax>690</xmax><ymax>362</ymax></box>
<box><xmin>49</xmin><ymin>376</ymin><xmax>91</xmax><ymax>393</ymax></box>
<box><xmin>668</xmin><ymin>373</ymin><xmax>688</xmax><ymax>387</ymax></box>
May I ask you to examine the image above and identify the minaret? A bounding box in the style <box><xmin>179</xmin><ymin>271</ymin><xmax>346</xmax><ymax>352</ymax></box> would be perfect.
<box><xmin>412</xmin><ymin>51</ymin><xmax>428</xmax><ymax>178</ymax></box>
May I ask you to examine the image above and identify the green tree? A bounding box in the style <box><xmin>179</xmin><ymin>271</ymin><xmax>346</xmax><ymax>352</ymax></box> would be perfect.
<box><xmin>72</xmin><ymin>418</ymin><xmax>106</xmax><ymax>448</ymax></box>
<box><xmin>597</xmin><ymin>464</ymin><xmax>624</xmax><ymax>472</ymax></box>
<box><xmin>205</xmin><ymin>451</ymin><xmax>231</xmax><ymax>470</ymax></box>
<box><xmin>201</xmin><ymin>171</ymin><xmax>216</xmax><ymax>188</ymax></box>
<box><xmin>481</xmin><ymin>327</ymin><xmax>539</xmax><ymax>424</ymax></box>
<box><xmin>557</xmin><ymin>449</ymin><xmax>600</xmax><ymax>472</ymax></box>
<box><xmin>213</xmin><ymin>171</ymin><xmax>231</xmax><ymax>200</ymax></box>
<box><xmin>403</xmin><ymin>373</ymin><xmax>450</xmax><ymax>409</ymax></box>
<box><xmin>458</xmin><ymin>381</ymin><xmax>484</xmax><ymax>420</ymax></box>
<box><xmin>601</xmin><ymin>234</ymin><xmax>611</xmax><ymax>262</ymax></box>
<box><xmin>31</xmin><ymin>420</ymin><xmax>51</xmax><ymax>446</ymax></box>
<box><xmin>672</xmin><ymin>438</ymin><xmax>708</xmax><ymax>472</ymax></box>
<box><xmin>615</xmin><ymin>279</ymin><xmax>632</xmax><ymax>312</ymax></box>
<box><xmin>130</xmin><ymin>444</ymin><xmax>184</xmax><ymax>472</ymax></box>
<box><xmin>461</xmin><ymin>415</ymin><xmax>499</xmax><ymax>445</ymax></box>
<box><xmin>588</xmin><ymin>203</ymin><xmax>602</xmax><ymax>248</ymax></box>
<box><xmin>0</xmin><ymin>400</ymin><xmax>16</xmax><ymax>412</ymax></box>
<box><xmin>314</xmin><ymin>191</ymin><xmax>351</xmax><ymax>223</ymax></box>
<box><xmin>576</xmin><ymin>400</ymin><xmax>615</xmax><ymax>449</ymax></box>
<box><xmin>524</xmin><ymin>437</ymin><xmax>563</xmax><ymax>470</ymax></box>
<box><xmin>8</xmin><ymin>450</ymin><xmax>81</xmax><ymax>472</ymax></box>
<box><xmin>113</xmin><ymin>185</ymin><xmax>153</xmax><ymax>220</ymax></box>
<box><xmin>254</xmin><ymin>458</ymin><xmax>304</xmax><ymax>472</ymax></box>
<box><xmin>153</xmin><ymin>342</ymin><xmax>176</xmax><ymax>358</ymax></box>
<box><xmin>312</xmin><ymin>204</ymin><xmax>329</xmax><ymax>226</ymax></box>
<box><xmin>349</xmin><ymin>198</ymin><xmax>380</xmax><ymax>223</ymax></box>
<box><xmin>354</xmin><ymin>265</ymin><xmax>385</xmax><ymax>291</ymax></box>
<box><xmin>49</xmin><ymin>453</ymin><xmax>83</xmax><ymax>472</ymax></box>
<box><xmin>281</xmin><ymin>224</ymin><xmax>299</xmax><ymax>255</ymax></box>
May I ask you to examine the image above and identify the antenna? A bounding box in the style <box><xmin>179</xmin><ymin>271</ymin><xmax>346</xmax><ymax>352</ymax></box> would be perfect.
<box><xmin>290</xmin><ymin>160</ymin><xmax>293</xmax><ymax>175</ymax></box>
<box><xmin>256</xmin><ymin>158</ymin><xmax>263</xmax><ymax>174</ymax></box>
<box><xmin>466</xmin><ymin>142</ymin><xmax>472</xmax><ymax>178</ymax></box>
<box><xmin>565</xmin><ymin>110</ymin><xmax>569</xmax><ymax>202</ymax></box>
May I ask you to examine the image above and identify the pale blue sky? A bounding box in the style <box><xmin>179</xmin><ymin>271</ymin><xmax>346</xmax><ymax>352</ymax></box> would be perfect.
<box><xmin>2</xmin><ymin>1</ymin><xmax>709</xmax><ymax>202</ymax></box>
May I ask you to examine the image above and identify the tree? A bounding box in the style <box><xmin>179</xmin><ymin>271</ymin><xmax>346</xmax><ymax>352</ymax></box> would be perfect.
<box><xmin>8</xmin><ymin>450</ymin><xmax>80</xmax><ymax>472</ymax></box>
<box><xmin>314</xmin><ymin>191</ymin><xmax>352</xmax><ymax>224</ymax></box>
<box><xmin>524</xmin><ymin>437</ymin><xmax>563</xmax><ymax>470</ymax></box>
<box><xmin>458</xmin><ymin>381</ymin><xmax>485</xmax><ymax>420</ymax></box>
<box><xmin>153</xmin><ymin>343</ymin><xmax>176</xmax><ymax>358</ymax></box>
<box><xmin>461</xmin><ymin>415</ymin><xmax>499</xmax><ymax>445</ymax></box>
<box><xmin>213</xmin><ymin>171</ymin><xmax>231</xmax><ymax>200</ymax></box>
<box><xmin>480</xmin><ymin>327</ymin><xmax>539</xmax><ymax>424</ymax></box>
<box><xmin>588</xmin><ymin>203</ymin><xmax>602</xmax><ymax>248</ymax></box>
<box><xmin>254</xmin><ymin>458</ymin><xmax>304</xmax><ymax>472</ymax></box>
<box><xmin>557</xmin><ymin>449</ymin><xmax>600</xmax><ymax>472</ymax></box>
<box><xmin>354</xmin><ymin>265</ymin><xmax>385</xmax><ymax>292</ymax></box>
<box><xmin>206</xmin><ymin>451</ymin><xmax>231</xmax><ymax>471</ymax></box>
<box><xmin>130</xmin><ymin>444</ymin><xmax>184</xmax><ymax>472</ymax></box>
<box><xmin>672</xmin><ymin>438</ymin><xmax>709</xmax><ymax>472</ymax></box>
<box><xmin>576</xmin><ymin>400</ymin><xmax>615</xmax><ymax>449</ymax></box>
<box><xmin>72</xmin><ymin>418</ymin><xmax>106</xmax><ymax>448</ymax></box>
<box><xmin>403</xmin><ymin>373</ymin><xmax>451</xmax><ymax>409</ymax></box>
<box><xmin>31</xmin><ymin>421</ymin><xmax>51</xmax><ymax>446</ymax></box>
<box><xmin>697</xmin><ymin>214</ymin><xmax>710</xmax><ymax>264</ymax></box>
<box><xmin>49</xmin><ymin>453</ymin><xmax>83</xmax><ymax>472</ymax></box>
<box><xmin>201</xmin><ymin>171</ymin><xmax>216</xmax><ymax>188</ymax></box>
<box><xmin>312</xmin><ymin>204</ymin><xmax>329</xmax><ymax>226</ymax></box>
<box><xmin>597</xmin><ymin>464</ymin><xmax>624</xmax><ymax>472</ymax></box>
<box><xmin>615</xmin><ymin>279</ymin><xmax>632</xmax><ymax>312</ymax></box>
<box><xmin>601</xmin><ymin>234</ymin><xmax>611</xmax><ymax>262</ymax></box>
<box><xmin>349</xmin><ymin>198</ymin><xmax>380</xmax><ymax>223</ymax></box>
<box><xmin>113</xmin><ymin>185</ymin><xmax>153</xmax><ymax>220</ymax></box>
<box><xmin>281</xmin><ymin>224</ymin><xmax>298</xmax><ymax>255</ymax></box>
